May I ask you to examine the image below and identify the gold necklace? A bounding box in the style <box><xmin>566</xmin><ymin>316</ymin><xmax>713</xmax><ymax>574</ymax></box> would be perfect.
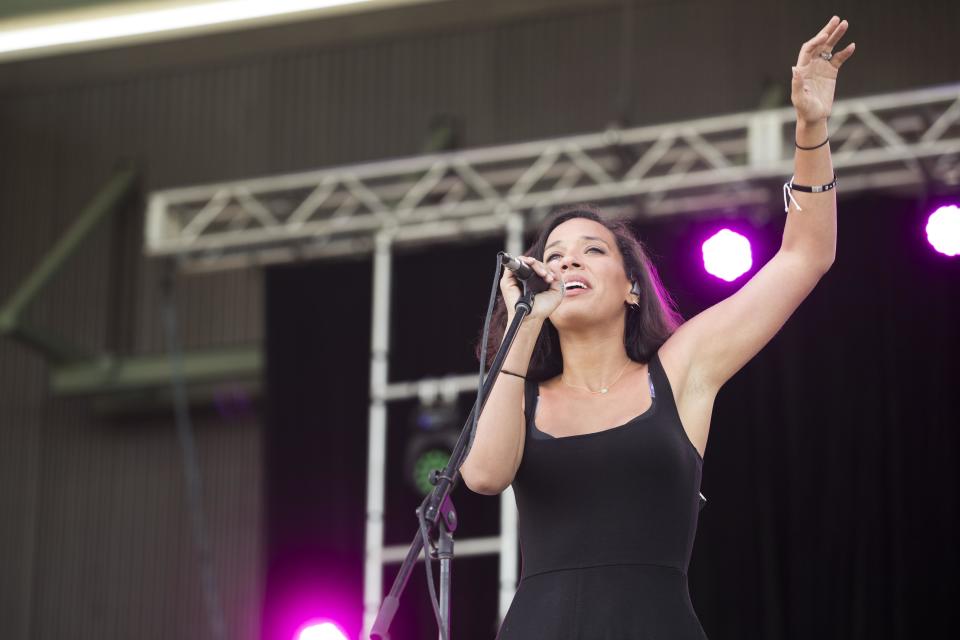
<box><xmin>561</xmin><ymin>359</ymin><xmax>632</xmax><ymax>395</ymax></box>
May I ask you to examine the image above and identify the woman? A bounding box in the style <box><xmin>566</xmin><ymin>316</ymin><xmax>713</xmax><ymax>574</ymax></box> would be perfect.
<box><xmin>459</xmin><ymin>16</ymin><xmax>855</xmax><ymax>640</ymax></box>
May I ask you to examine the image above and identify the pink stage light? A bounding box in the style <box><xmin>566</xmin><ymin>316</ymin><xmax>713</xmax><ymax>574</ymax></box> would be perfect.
<box><xmin>701</xmin><ymin>229</ymin><xmax>753</xmax><ymax>282</ymax></box>
<box><xmin>926</xmin><ymin>205</ymin><xmax>960</xmax><ymax>257</ymax></box>
<box><xmin>295</xmin><ymin>620</ymin><xmax>348</xmax><ymax>640</ymax></box>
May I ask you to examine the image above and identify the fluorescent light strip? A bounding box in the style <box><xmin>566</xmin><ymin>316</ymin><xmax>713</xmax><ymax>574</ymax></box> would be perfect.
<box><xmin>0</xmin><ymin>0</ymin><xmax>377</xmax><ymax>58</ymax></box>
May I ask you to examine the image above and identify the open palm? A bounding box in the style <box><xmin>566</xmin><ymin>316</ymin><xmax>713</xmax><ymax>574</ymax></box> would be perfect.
<box><xmin>792</xmin><ymin>16</ymin><xmax>856</xmax><ymax>123</ymax></box>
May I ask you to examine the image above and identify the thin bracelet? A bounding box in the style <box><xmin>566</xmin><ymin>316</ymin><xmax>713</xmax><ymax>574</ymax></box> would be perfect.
<box><xmin>501</xmin><ymin>369</ymin><xmax>526</xmax><ymax>380</ymax></box>
<box><xmin>782</xmin><ymin>173</ymin><xmax>838</xmax><ymax>212</ymax></box>
<box><xmin>795</xmin><ymin>137</ymin><xmax>830</xmax><ymax>151</ymax></box>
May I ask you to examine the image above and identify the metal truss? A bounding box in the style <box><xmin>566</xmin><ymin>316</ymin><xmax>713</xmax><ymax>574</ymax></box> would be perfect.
<box><xmin>146</xmin><ymin>83</ymin><xmax>960</xmax><ymax>272</ymax></box>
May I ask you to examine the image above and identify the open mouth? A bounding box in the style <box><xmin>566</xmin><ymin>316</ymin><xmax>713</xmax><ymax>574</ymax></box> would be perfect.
<box><xmin>563</xmin><ymin>277</ymin><xmax>591</xmax><ymax>295</ymax></box>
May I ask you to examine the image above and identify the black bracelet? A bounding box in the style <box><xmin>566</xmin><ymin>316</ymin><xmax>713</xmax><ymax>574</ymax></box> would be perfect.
<box><xmin>788</xmin><ymin>173</ymin><xmax>838</xmax><ymax>193</ymax></box>
<box><xmin>501</xmin><ymin>369</ymin><xmax>526</xmax><ymax>380</ymax></box>
<box><xmin>782</xmin><ymin>173</ymin><xmax>838</xmax><ymax>212</ymax></box>
<box><xmin>795</xmin><ymin>137</ymin><xmax>830</xmax><ymax>151</ymax></box>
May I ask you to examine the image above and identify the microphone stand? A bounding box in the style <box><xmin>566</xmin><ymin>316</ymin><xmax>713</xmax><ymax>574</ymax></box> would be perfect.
<box><xmin>371</xmin><ymin>273</ymin><xmax>548</xmax><ymax>640</ymax></box>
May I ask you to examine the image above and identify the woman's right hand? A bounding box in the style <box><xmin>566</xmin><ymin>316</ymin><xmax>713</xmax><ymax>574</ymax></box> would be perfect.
<box><xmin>501</xmin><ymin>256</ymin><xmax>565</xmax><ymax>321</ymax></box>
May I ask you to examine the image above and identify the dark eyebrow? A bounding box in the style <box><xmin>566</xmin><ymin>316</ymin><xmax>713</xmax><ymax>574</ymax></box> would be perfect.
<box><xmin>544</xmin><ymin>235</ymin><xmax>611</xmax><ymax>251</ymax></box>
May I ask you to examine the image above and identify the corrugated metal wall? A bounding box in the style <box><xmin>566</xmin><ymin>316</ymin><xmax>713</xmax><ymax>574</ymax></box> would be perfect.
<box><xmin>0</xmin><ymin>0</ymin><xmax>957</xmax><ymax>638</ymax></box>
<box><xmin>0</xmin><ymin>54</ymin><xmax>273</xmax><ymax>640</ymax></box>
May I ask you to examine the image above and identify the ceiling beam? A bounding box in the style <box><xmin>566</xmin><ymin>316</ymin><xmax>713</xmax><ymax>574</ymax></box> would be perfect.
<box><xmin>0</xmin><ymin>0</ymin><xmax>446</xmax><ymax>63</ymax></box>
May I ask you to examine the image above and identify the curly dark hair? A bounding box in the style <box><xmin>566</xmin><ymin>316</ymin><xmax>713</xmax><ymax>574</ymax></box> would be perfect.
<box><xmin>478</xmin><ymin>204</ymin><xmax>684</xmax><ymax>382</ymax></box>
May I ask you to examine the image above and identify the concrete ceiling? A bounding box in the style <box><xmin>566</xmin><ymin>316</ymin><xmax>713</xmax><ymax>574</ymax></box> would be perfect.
<box><xmin>0</xmin><ymin>0</ymin><xmax>619</xmax><ymax>91</ymax></box>
<box><xmin>0</xmin><ymin>1</ymin><xmax>448</xmax><ymax>63</ymax></box>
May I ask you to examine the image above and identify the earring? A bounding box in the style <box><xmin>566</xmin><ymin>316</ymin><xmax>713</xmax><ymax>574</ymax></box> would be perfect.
<box><xmin>627</xmin><ymin>281</ymin><xmax>641</xmax><ymax>311</ymax></box>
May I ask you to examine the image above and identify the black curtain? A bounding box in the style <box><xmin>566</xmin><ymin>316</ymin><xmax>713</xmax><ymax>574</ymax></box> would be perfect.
<box><xmin>263</xmin><ymin>256</ymin><xmax>373</xmax><ymax>640</ymax></box>
<box><xmin>264</xmin><ymin>193</ymin><xmax>959</xmax><ymax>639</ymax></box>
<box><xmin>646</xmin><ymin>193</ymin><xmax>959</xmax><ymax>639</ymax></box>
<box><xmin>263</xmin><ymin>240</ymin><xmax>504</xmax><ymax>640</ymax></box>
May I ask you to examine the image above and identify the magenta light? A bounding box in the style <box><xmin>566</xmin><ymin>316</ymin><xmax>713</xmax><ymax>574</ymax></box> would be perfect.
<box><xmin>296</xmin><ymin>620</ymin><xmax>348</xmax><ymax>640</ymax></box>
<box><xmin>926</xmin><ymin>205</ymin><xmax>960</xmax><ymax>257</ymax></box>
<box><xmin>702</xmin><ymin>229</ymin><xmax>753</xmax><ymax>282</ymax></box>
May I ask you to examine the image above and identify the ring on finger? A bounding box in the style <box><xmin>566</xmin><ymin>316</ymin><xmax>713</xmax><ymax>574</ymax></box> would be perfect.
<box><xmin>819</xmin><ymin>51</ymin><xmax>833</xmax><ymax>61</ymax></box>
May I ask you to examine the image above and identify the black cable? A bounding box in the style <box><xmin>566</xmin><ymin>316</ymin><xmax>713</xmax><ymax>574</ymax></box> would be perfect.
<box><xmin>161</xmin><ymin>265</ymin><xmax>227</xmax><ymax>640</ymax></box>
<box><xmin>468</xmin><ymin>252</ymin><xmax>506</xmax><ymax>454</ymax></box>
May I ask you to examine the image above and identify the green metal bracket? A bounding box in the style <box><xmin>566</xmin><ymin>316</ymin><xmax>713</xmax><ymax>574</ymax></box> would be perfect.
<box><xmin>51</xmin><ymin>344</ymin><xmax>262</xmax><ymax>396</ymax></box>
<box><xmin>0</xmin><ymin>166</ymin><xmax>138</xmax><ymax>363</ymax></box>
<box><xmin>0</xmin><ymin>166</ymin><xmax>264</xmax><ymax>405</ymax></box>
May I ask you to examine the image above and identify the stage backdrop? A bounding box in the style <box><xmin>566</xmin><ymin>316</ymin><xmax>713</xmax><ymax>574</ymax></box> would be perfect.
<box><xmin>264</xmin><ymin>193</ymin><xmax>958</xmax><ymax>640</ymax></box>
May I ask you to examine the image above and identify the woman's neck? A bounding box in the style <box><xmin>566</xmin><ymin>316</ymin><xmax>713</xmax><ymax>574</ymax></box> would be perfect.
<box><xmin>557</xmin><ymin>320</ymin><xmax>632</xmax><ymax>390</ymax></box>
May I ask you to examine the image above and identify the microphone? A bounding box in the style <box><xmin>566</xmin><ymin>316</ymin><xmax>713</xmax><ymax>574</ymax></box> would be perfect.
<box><xmin>500</xmin><ymin>252</ymin><xmax>535</xmax><ymax>279</ymax></box>
<box><xmin>499</xmin><ymin>252</ymin><xmax>551</xmax><ymax>294</ymax></box>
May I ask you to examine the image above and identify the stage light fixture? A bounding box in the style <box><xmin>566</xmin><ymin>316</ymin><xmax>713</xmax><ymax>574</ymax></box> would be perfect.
<box><xmin>404</xmin><ymin>380</ymin><xmax>461</xmax><ymax>496</ymax></box>
<box><xmin>295</xmin><ymin>619</ymin><xmax>348</xmax><ymax>640</ymax></box>
<box><xmin>925</xmin><ymin>204</ymin><xmax>960</xmax><ymax>257</ymax></box>
<box><xmin>702</xmin><ymin>228</ymin><xmax>753</xmax><ymax>282</ymax></box>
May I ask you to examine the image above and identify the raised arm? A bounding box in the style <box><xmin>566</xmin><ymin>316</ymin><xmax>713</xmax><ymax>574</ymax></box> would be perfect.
<box><xmin>785</xmin><ymin>15</ymin><xmax>855</xmax><ymax>261</ymax></box>
<box><xmin>666</xmin><ymin>16</ymin><xmax>856</xmax><ymax>393</ymax></box>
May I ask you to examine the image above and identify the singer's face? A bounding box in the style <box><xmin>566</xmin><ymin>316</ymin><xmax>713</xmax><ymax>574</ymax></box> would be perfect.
<box><xmin>542</xmin><ymin>218</ymin><xmax>632</xmax><ymax>329</ymax></box>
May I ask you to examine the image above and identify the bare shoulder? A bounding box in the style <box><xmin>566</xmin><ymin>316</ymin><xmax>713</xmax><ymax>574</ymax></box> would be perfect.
<box><xmin>657</xmin><ymin>332</ymin><xmax>716</xmax><ymax>459</ymax></box>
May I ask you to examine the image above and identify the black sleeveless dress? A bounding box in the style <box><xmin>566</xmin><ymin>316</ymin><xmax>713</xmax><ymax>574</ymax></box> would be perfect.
<box><xmin>497</xmin><ymin>351</ymin><xmax>708</xmax><ymax>640</ymax></box>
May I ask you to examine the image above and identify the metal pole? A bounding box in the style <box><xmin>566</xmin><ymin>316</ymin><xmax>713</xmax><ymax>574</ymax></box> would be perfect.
<box><xmin>363</xmin><ymin>230</ymin><xmax>394</xmax><ymax>639</ymax></box>
<box><xmin>437</xmin><ymin>502</ymin><xmax>456</xmax><ymax>640</ymax></box>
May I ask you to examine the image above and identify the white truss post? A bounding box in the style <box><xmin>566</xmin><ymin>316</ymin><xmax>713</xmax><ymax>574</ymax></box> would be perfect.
<box><xmin>363</xmin><ymin>230</ymin><xmax>394</xmax><ymax>640</ymax></box>
<box><xmin>748</xmin><ymin>110</ymin><xmax>784</xmax><ymax>168</ymax></box>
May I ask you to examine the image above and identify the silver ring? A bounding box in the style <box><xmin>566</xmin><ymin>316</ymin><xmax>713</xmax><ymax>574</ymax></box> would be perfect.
<box><xmin>819</xmin><ymin>51</ymin><xmax>833</xmax><ymax>61</ymax></box>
